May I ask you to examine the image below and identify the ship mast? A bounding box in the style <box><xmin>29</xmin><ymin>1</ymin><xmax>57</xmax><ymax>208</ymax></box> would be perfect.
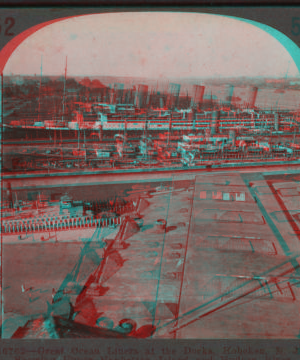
<box><xmin>61</xmin><ymin>56</ymin><xmax>67</xmax><ymax>146</ymax></box>
<box><xmin>293</xmin><ymin>104</ymin><xmax>299</xmax><ymax>144</ymax></box>
<box><xmin>38</xmin><ymin>55</ymin><xmax>43</xmax><ymax>124</ymax></box>
<box><xmin>62</xmin><ymin>56</ymin><xmax>67</xmax><ymax>122</ymax></box>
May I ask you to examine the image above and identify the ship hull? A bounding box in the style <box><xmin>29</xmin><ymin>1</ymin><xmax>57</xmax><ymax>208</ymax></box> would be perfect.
<box><xmin>3</xmin><ymin>125</ymin><xmax>190</xmax><ymax>142</ymax></box>
<box><xmin>3</xmin><ymin>124</ymin><xmax>299</xmax><ymax>143</ymax></box>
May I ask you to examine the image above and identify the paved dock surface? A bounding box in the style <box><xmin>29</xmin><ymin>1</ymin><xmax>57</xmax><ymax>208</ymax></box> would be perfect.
<box><xmin>2</xmin><ymin>168</ymin><xmax>300</xmax><ymax>338</ymax></box>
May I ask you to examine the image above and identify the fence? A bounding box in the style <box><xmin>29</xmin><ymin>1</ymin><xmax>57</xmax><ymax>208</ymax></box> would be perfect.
<box><xmin>1</xmin><ymin>200</ymin><xmax>137</xmax><ymax>235</ymax></box>
<box><xmin>194</xmin><ymin>151</ymin><xmax>300</xmax><ymax>163</ymax></box>
<box><xmin>1</xmin><ymin>214</ymin><xmax>123</xmax><ymax>235</ymax></box>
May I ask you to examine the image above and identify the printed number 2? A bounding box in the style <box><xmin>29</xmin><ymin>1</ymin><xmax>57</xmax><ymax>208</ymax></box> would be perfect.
<box><xmin>0</xmin><ymin>17</ymin><xmax>15</xmax><ymax>36</ymax></box>
<box><xmin>292</xmin><ymin>17</ymin><xmax>300</xmax><ymax>36</ymax></box>
<box><xmin>5</xmin><ymin>17</ymin><xmax>15</xmax><ymax>36</ymax></box>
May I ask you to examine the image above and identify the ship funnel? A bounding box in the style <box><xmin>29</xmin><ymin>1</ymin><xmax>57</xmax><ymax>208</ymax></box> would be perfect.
<box><xmin>249</xmin><ymin>86</ymin><xmax>258</xmax><ymax>108</ymax></box>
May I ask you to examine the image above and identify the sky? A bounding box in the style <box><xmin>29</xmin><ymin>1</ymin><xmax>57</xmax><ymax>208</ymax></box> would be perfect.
<box><xmin>3</xmin><ymin>12</ymin><xmax>300</xmax><ymax>79</ymax></box>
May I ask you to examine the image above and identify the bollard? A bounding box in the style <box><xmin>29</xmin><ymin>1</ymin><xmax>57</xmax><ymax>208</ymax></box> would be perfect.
<box><xmin>156</xmin><ymin>219</ymin><xmax>167</xmax><ymax>231</ymax></box>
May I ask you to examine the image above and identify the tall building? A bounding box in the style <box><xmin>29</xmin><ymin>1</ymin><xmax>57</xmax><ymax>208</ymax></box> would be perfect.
<box><xmin>108</xmin><ymin>85</ymin><xmax>115</xmax><ymax>104</ymax></box>
<box><xmin>134</xmin><ymin>84</ymin><xmax>149</xmax><ymax>108</ymax></box>
<box><xmin>191</xmin><ymin>85</ymin><xmax>205</xmax><ymax>108</ymax></box>
<box><xmin>114</xmin><ymin>83</ymin><xmax>125</xmax><ymax>104</ymax></box>
<box><xmin>167</xmin><ymin>83</ymin><xmax>181</xmax><ymax>109</ymax></box>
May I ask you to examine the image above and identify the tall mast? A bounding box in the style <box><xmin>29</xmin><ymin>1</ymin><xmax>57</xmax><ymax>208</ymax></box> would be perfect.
<box><xmin>61</xmin><ymin>56</ymin><xmax>67</xmax><ymax>145</ymax></box>
<box><xmin>62</xmin><ymin>56</ymin><xmax>67</xmax><ymax>122</ymax></box>
<box><xmin>38</xmin><ymin>55</ymin><xmax>43</xmax><ymax>123</ymax></box>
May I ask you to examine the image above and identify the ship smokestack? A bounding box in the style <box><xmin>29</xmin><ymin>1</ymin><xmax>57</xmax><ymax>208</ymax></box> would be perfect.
<box><xmin>229</xmin><ymin>129</ymin><xmax>236</xmax><ymax>146</ymax></box>
<box><xmin>274</xmin><ymin>112</ymin><xmax>279</xmax><ymax>131</ymax></box>
<box><xmin>159</xmin><ymin>97</ymin><xmax>164</xmax><ymax>109</ymax></box>
<box><xmin>227</xmin><ymin>85</ymin><xmax>234</xmax><ymax>105</ymax></box>
<box><xmin>249</xmin><ymin>86</ymin><xmax>258</xmax><ymax>108</ymax></box>
<box><xmin>211</xmin><ymin>110</ymin><xmax>220</xmax><ymax>135</ymax></box>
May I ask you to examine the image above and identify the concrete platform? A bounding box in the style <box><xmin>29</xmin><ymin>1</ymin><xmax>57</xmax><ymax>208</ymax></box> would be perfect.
<box><xmin>2</xmin><ymin>169</ymin><xmax>300</xmax><ymax>339</ymax></box>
